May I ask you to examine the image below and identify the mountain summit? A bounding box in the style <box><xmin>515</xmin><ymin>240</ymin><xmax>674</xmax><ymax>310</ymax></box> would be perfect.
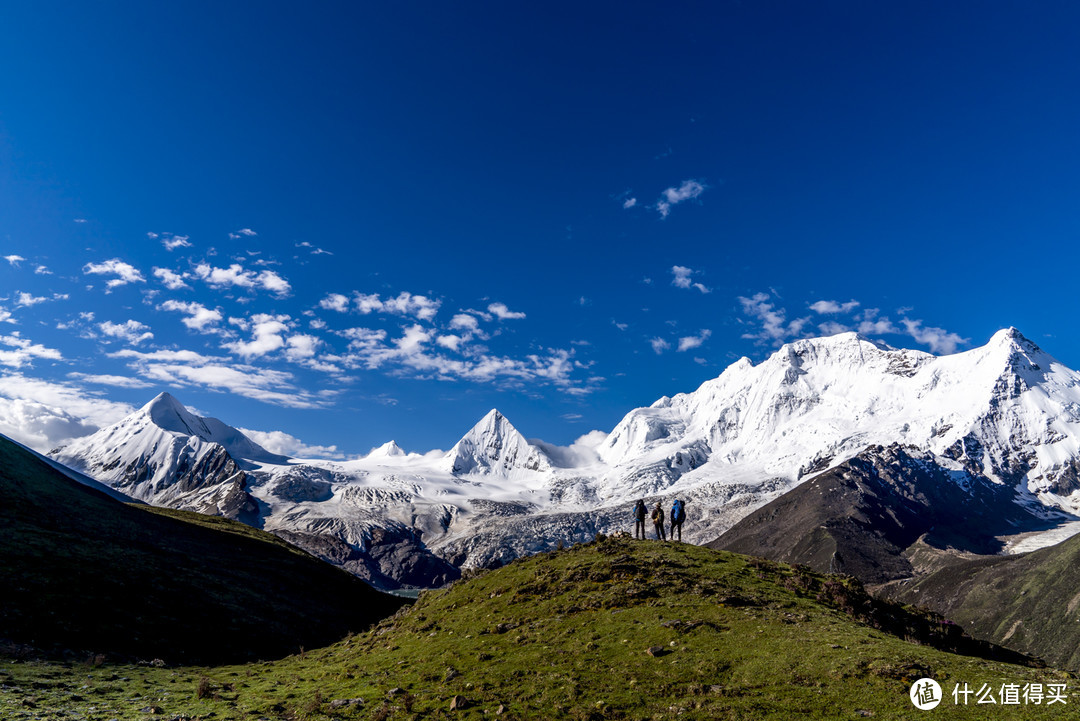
<box><xmin>443</xmin><ymin>409</ymin><xmax>549</xmax><ymax>475</ymax></box>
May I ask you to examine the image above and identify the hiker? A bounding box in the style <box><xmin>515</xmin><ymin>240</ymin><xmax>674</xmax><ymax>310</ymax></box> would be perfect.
<box><xmin>633</xmin><ymin>499</ymin><xmax>647</xmax><ymax>539</ymax></box>
<box><xmin>651</xmin><ymin>501</ymin><xmax>666</xmax><ymax>541</ymax></box>
<box><xmin>670</xmin><ymin>498</ymin><xmax>687</xmax><ymax>541</ymax></box>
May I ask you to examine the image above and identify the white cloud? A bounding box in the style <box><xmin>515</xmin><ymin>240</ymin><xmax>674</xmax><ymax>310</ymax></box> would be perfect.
<box><xmin>650</xmin><ymin>337</ymin><xmax>670</xmax><ymax>354</ymax></box>
<box><xmin>34</xmin><ymin>265</ymin><xmax>52</xmax><ymax>275</ymax></box>
<box><xmin>352</xmin><ymin>291</ymin><xmax>441</xmax><ymax>321</ymax></box>
<box><xmin>0</xmin><ymin>307</ymin><xmax>13</xmax><ymax>325</ymax></box>
<box><xmin>14</xmin><ymin>291</ymin><xmax>68</xmax><ymax>307</ymax></box>
<box><xmin>738</xmin><ymin>292</ymin><xmax>811</xmax><ymax>345</ymax></box>
<box><xmin>436</xmin><ymin>334</ymin><xmax>464</xmax><ymax>351</ymax></box>
<box><xmin>656</xmin><ymin>179</ymin><xmax>706</xmax><ymax>218</ymax></box>
<box><xmin>677</xmin><ymin>329</ymin><xmax>712</xmax><ymax>352</ymax></box>
<box><xmin>157</xmin><ymin>233</ymin><xmax>192</xmax><ymax>251</ymax></box>
<box><xmin>222</xmin><ymin>313</ymin><xmax>290</xmax><ymax>359</ymax></box>
<box><xmin>337</xmin><ymin>324</ymin><xmax>591</xmax><ymax>394</ymax></box>
<box><xmin>670</xmin><ymin>265</ymin><xmax>711</xmax><ymax>294</ymax></box>
<box><xmin>192</xmin><ymin>262</ymin><xmax>291</xmax><ymax>297</ymax></box>
<box><xmin>153</xmin><ymin>267</ymin><xmax>190</xmax><ymax>290</ymax></box>
<box><xmin>319</xmin><ymin>293</ymin><xmax>350</xmax><ymax>312</ymax></box>
<box><xmin>159</xmin><ymin>300</ymin><xmax>224</xmax><ymax>332</ymax></box>
<box><xmin>99</xmin><ymin>319</ymin><xmax>154</xmax><ymax>345</ymax></box>
<box><xmin>0</xmin><ymin>332</ymin><xmax>64</xmax><ymax>368</ymax></box>
<box><xmin>623</xmin><ymin>197</ymin><xmax>637</xmax><ymax>209</ymax></box>
<box><xmin>82</xmin><ymin>258</ymin><xmax>146</xmax><ymax>290</ymax></box>
<box><xmin>530</xmin><ymin>429</ymin><xmax>608</xmax><ymax>468</ymax></box>
<box><xmin>809</xmin><ymin>299</ymin><xmax>861</xmax><ymax>314</ymax></box>
<box><xmin>612</xmin><ymin>320</ymin><xmax>628</xmax><ymax>331</ymax></box>
<box><xmin>449</xmin><ymin>313</ymin><xmax>480</xmax><ymax>332</ymax></box>
<box><xmin>817</xmin><ymin>321</ymin><xmax>852</xmax><ymax>335</ymax></box>
<box><xmin>0</xmin><ymin>373</ymin><xmax>136</xmax><ymax>451</ymax></box>
<box><xmin>488</xmin><ymin>302</ymin><xmax>526</xmax><ymax>320</ymax></box>
<box><xmin>67</xmin><ymin>372</ymin><xmax>152</xmax><ymax>389</ymax></box>
<box><xmin>112</xmin><ymin>348</ymin><xmax>330</xmax><ymax>409</ymax></box>
<box><xmin>228</xmin><ymin>228</ymin><xmax>258</xmax><ymax>239</ymax></box>
<box><xmin>900</xmin><ymin>318</ymin><xmax>967</xmax><ymax>355</ymax></box>
<box><xmin>284</xmin><ymin>333</ymin><xmax>321</xmax><ymax>362</ymax></box>
<box><xmin>296</xmin><ymin>241</ymin><xmax>332</xmax><ymax>256</ymax></box>
<box><xmin>236</xmin><ymin>427</ymin><xmax>345</xmax><ymax>460</ymax></box>
<box><xmin>4</xmin><ymin>255</ymin><xmax>26</xmax><ymax>266</ymax></box>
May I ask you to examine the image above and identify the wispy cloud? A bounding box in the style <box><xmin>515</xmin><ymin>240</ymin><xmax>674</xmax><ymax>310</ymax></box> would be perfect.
<box><xmin>110</xmin><ymin>347</ymin><xmax>332</xmax><ymax>409</ymax></box>
<box><xmin>333</xmin><ymin>324</ymin><xmax>593</xmax><ymax>395</ymax></box>
<box><xmin>656</xmin><ymin>179</ymin><xmax>706</xmax><ymax>218</ymax></box>
<box><xmin>677</xmin><ymin>329</ymin><xmax>712</xmax><ymax>352</ymax></box>
<box><xmin>488</xmin><ymin>302</ymin><xmax>526</xmax><ymax>320</ymax></box>
<box><xmin>82</xmin><ymin>258</ymin><xmax>146</xmax><ymax>290</ymax></box>
<box><xmin>67</xmin><ymin>372</ymin><xmax>152</xmax><ymax>389</ymax></box>
<box><xmin>4</xmin><ymin>255</ymin><xmax>26</xmax><ymax>267</ymax></box>
<box><xmin>228</xmin><ymin>228</ymin><xmax>258</xmax><ymax>239</ymax></box>
<box><xmin>34</xmin><ymin>265</ymin><xmax>52</xmax><ymax>276</ymax></box>
<box><xmin>650</xmin><ymin>337</ymin><xmax>670</xmax><ymax>354</ymax></box>
<box><xmin>0</xmin><ymin>332</ymin><xmax>64</xmax><ymax>368</ymax></box>
<box><xmin>152</xmin><ymin>232</ymin><xmax>192</xmax><ymax>251</ymax></box>
<box><xmin>295</xmin><ymin>241</ymin><xmax>333</xmax><ymax>256</ymax></box>
<box><xmin>809</xmin><ymin>299</ymin><xmax>860</xmax><ymax>314</ymax></box>
<box><xmin>737</xmin><ymin>292</ymin><xmax>811</xmax><ymax>346</ymax></box>
<box><xmin>671</xmin><ymin>265</ymin><xmax>711</xmax><ymax>294</ymax></box>
<box><xmin>15</xmin><ymin>291</ymin><xmax>68</xmax><ymax>307</ymax></box>
<box><xmin>900</xmin><ymin>318</ymin><xmax>967</xmax><ymax>355</ymax></box>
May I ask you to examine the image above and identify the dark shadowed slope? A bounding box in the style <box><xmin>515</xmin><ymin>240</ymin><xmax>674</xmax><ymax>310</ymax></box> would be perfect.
<box><xmin>709</xmin><ymin>444</ymin><xmax>1051</xmax><ymax>584</ymax></box>
<box><xmin>0</xmin><ymin>434</ymin><xmax>406</xmax><ymax>664</ymax></box>
<box><xmin>884</xmin><ymin>531</ymin><xmax>1080</xmax><ymax>671</ymax></box>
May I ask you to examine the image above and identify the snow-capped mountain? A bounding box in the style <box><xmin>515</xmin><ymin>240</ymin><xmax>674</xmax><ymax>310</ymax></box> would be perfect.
<box><xmin>442</xmin><ymin>409</ymin><xmax>549</xmax><ymax>476</ymax></box>
<box><xmin>50</xmin><ymin>328</ymin><xmax>1080</xmax><ymax>589</ymax></box>
<box><xmin>51</xmin><ymin>392</ymin><xmax>272</xmax><ymax>518</ymax></box>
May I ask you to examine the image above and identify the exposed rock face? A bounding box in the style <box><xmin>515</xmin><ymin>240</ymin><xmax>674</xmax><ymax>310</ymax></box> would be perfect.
<box><xmin>709</xmin><ymin>444</ymin><xmax>1062</xmax><ymax>584</ymax></box>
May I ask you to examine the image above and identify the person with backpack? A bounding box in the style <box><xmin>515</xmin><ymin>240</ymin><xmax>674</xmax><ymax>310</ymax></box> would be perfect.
<box><xmin>670</xmin><ymin>498</ymin><xmax>687</xmax><ymax>542</ymax></box>
<box><xmin>633</xmin><ymin>499</ymin><xmax>647</xmax><ymax>539</ymax></box>
<box><xmin>651</xmin><ymin>501</ymin><xmax>666</xmax><ymax>541</ymax></box>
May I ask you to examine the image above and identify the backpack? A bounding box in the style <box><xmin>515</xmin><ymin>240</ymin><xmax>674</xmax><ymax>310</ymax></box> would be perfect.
<box><xmin>633</xmin><ymin>501</ymin><xmax>646</xmax><ymax>520</ymax></box>
<box><xmin>672</xmin><ymin>500</ymin><xmax>685</xmax><ymax>524</ymax></box>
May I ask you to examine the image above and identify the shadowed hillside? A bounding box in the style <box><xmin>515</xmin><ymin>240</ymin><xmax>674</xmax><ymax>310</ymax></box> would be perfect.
<box><xmin>0</xmin><ymin>435</ymin><xmax>406</xmax><ymax>665</ymax></box>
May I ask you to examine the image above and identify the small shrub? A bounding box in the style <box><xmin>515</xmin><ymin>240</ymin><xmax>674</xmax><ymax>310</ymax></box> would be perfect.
<box><xmin>196</xmin><ymin>677</ymin><xmax>212</xmax><ymax>699</ymax></box>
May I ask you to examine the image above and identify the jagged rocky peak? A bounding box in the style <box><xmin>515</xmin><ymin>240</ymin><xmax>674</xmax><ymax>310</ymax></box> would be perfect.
<box><xmin>368</xmin><ymin>440</ymin><xmax>406</xmax><ymax>458</ymax></box>
<box><xmin>444</xmin><ymin>409</ymin><xmax>549</xmax><ymax>475</ymax></box>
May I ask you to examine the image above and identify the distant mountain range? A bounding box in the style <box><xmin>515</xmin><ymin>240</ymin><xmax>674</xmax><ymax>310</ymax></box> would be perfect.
<box><xmin>49</xmin><ymin>328</ymin><xmax>1080</xmax><ymax>592</ymax></box>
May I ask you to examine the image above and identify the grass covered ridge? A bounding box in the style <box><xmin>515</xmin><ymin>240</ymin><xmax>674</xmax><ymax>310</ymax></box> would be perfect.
<box><xmin>2</xmin><ymin>535</ymin><xmax>1075</xmax><ymax>719</ymax></box>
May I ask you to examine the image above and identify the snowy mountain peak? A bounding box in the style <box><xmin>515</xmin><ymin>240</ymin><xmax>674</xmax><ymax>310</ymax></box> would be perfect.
<box><xmin>444</xmin><ymin>409</ymin><xmax>549</xmax><ymax>475</ymax></box>
<box><xmin>368</xmin><ymin>440</ymin><xmax>406</xmax><ymax>458</ymax></box>
<box><xmin>141</xmin><ymin>391</ymin><xmax>210</xmax><ymax>436</ymax></box>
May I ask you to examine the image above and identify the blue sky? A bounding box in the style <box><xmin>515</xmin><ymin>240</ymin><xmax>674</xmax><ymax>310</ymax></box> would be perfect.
<box><xmin>2</xmin><ymin>1</ymin><xmax>1079</xmax><ymax>456</ymax></box>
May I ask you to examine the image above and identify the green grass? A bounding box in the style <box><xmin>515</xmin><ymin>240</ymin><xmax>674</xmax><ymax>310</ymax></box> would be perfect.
<box><xmin>3</xmin><ymin>536</ymin><xmax>1075</xmax><ymax>719</ymax></box>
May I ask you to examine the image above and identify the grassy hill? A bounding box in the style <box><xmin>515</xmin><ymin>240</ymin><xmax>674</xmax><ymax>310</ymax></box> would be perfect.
<box><xmin>884</xmin><ymin>532</ymin><xmax>1080</xmax><ymax>672</ymax></box>
<box><xmin>0</xmin><ymin>435</ymin><xmax>406</xmax><ymax>665</ymax></box>
<box><xmin>2</xmin><ymin>535</ymin><xmax>1074</xmax><ymax>719</ymax></box>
